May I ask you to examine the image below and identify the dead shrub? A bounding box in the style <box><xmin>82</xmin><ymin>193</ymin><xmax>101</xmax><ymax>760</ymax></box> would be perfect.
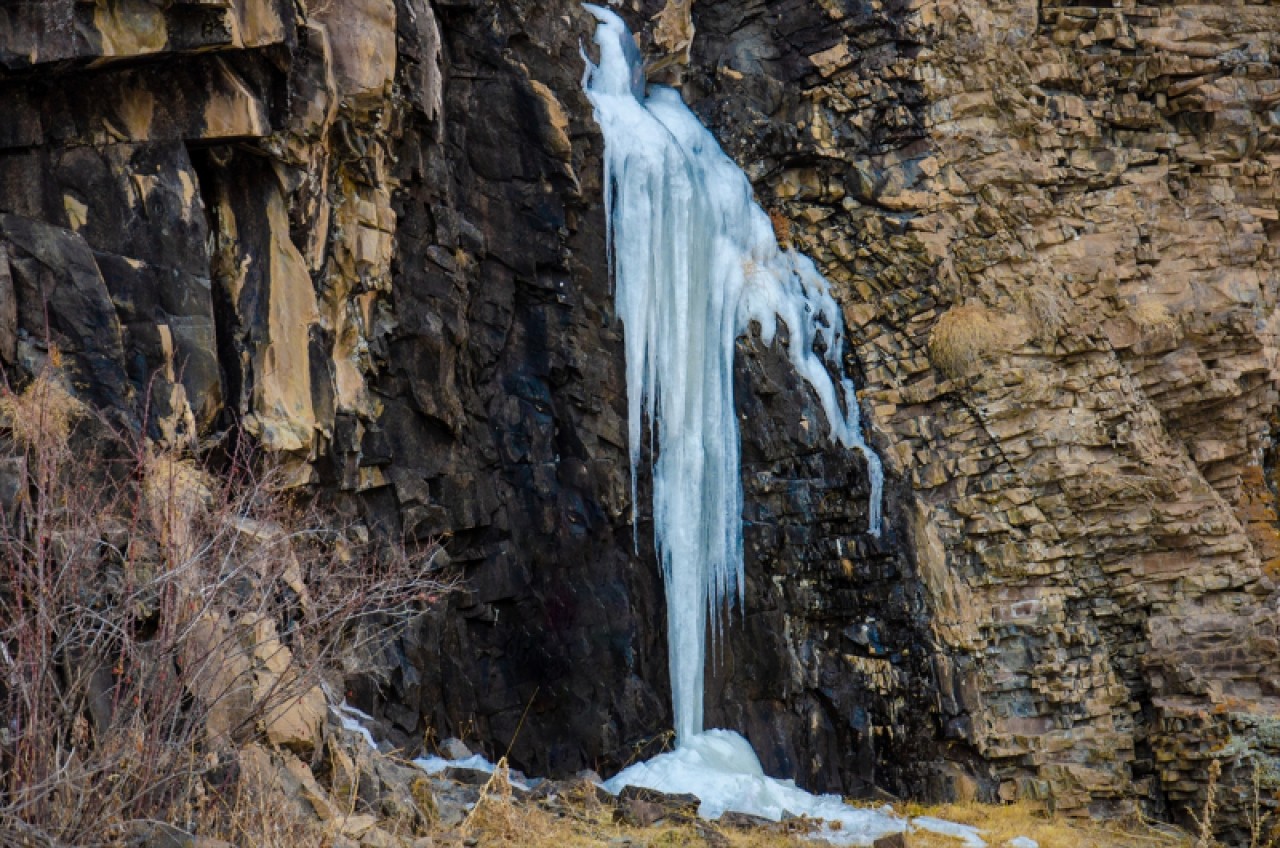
<box><xmin>928</xmin><ymin>302</ymin><xmax>1007</xmax><ymax>379</ymax></box>
<box><xmin>0</xmin><ymin>363</ymin><xmax>451</xmax><ymax>845</ymax></box>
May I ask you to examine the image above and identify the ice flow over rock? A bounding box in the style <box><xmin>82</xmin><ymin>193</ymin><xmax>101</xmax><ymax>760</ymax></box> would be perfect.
<box><xmin>581</xmin><ymin>4</ymin><xmax>883</xmax><ymax>745</ymax></box>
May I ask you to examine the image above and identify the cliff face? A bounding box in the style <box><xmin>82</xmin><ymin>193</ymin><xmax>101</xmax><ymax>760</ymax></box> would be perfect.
<box><xmin>4</xmin><ymin>0</ymin><xmax>1280</xmax><ymax>835</ymax></box>
<box><xmin>689</xmin><ymin>0</ymin><xmax>1280</xmax><ymax>828</ymax></box>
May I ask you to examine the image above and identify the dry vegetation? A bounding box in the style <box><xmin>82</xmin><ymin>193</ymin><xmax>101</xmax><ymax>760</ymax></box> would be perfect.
<box><xmin>928</xmin><ymin>302</ymin><xmax>1008</xmax><ymax>379</ymax></box>
<box><xmin>0</xmin><ymin>360</ymin><xmax>1225</xmax><ymax>848</ymax></box>
<box><xmin>894</xmin><ymin>801</ymin><xmax>1189</xmax><ymax>848</ymax></box>
<box><xmin>0</xmin><ymin>356</ymin><xmax>448</xmax><ymax>846</ymax></box>
<box><xmin>434</xmin><ymin>789</ymin><xmax>1198</xmax><ymax>848</ymax></box>
<box><xmin>1129</xmin><ymin>298</ymin><xmax>1181</xmax><ymax>337</ymax></box>
<box><xmin>1014</xmin><ymin>286</ymin><xmax>1069</xmax><ymax>347</ymax></box>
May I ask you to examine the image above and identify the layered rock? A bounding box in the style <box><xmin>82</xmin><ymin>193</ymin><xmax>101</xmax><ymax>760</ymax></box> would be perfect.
<box><xmin>5</xmin><ymin>0</ymin><xmax>1280</xmax><ymax>840</ymax></box>
<box><xmin>679</xmin><ymin>0</ymin><xmax>1280</xmax><ymax>831</ymax></box>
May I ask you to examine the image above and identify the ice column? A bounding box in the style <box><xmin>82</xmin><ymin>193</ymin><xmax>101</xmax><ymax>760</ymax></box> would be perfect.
<box><xmin>582</xmin><ymin>4</ymin><xmax>883</xmax><ymax>743</ymax></box>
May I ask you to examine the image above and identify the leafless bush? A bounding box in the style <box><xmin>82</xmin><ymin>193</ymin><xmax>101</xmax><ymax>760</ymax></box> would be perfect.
<box><xmin>0</xmin><ymin>356</ymin><xmax>451</xmax><ymax>845</ymax></box>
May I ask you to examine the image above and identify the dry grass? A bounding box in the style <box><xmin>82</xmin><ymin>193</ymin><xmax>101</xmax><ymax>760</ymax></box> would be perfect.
<box><xmin>0</xmin><ymin>354</ymin><xmax>82</xmax><ymax>449</ymax></box>
<box><xmin>1016</xmin><ymin>285</ymin><xmax>1069</xmax><ymax>346</ymax></box>
<box><xmin>0</xmin><ymin>362</ymin><xmax>450</xmax><ymax>846</ymax></box>
<box><xmin>928</xmin><ymin>302</ymin><xmax>1007</xmax><ymax>378</ymax></box>
<box><xmin>447</xmin><ymin>790</ymin><xmax>1194</xmax><ymax>848</ymax></box>
<box><xmin>896</xmin><ymin>800</ymin><xmax>1192</xmax><ymax>848</ymax></box>
<box><xmin>1130</xmin><ymin>299</ymin><xmax>1179</xmax><ymax>334</ymax></box>
<box><xmin>462</xmin><ymin>757</ymin><xmax>558</xmax><ymax>845</ymax></box>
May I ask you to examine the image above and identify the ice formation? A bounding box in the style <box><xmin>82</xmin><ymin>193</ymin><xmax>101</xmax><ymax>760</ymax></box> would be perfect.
<box><xmin>604</xmin><ymin>730</ymin><xmax>909</xmax><ymax>845</ymax></box>
<box><xmin>581</xmin><ymin>3</ymin><xmax>884</xmax><ymax>744</ymax></box>
<box><xmin>581</xmin><ymin>7</ymin><xmax>915</xmax><ymax>843</ymax></box>
<box><xmin>335</xmin><ymin>693</ymin><xmax>987</xmax><ymax>845</ymax></box>
<box><xmin>331</xmin><ymin>700</ymin><xmax>378</xmax><ymax>750</ymax></box>
<box><xmin>413</xmin><ymin>753</ymin><xmax>533</xmax><ymax>792</ymax></box>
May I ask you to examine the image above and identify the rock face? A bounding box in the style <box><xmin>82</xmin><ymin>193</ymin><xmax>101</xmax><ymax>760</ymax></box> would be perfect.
<box><xmin>5</xmin><ymin>0</ymin><xmax>1280</xmax><ymax>838</ymax></box>
<box><xmin>680</xmin><ymin>0</ymin><xmax>1280</xmax><ymax>831</ymax></box>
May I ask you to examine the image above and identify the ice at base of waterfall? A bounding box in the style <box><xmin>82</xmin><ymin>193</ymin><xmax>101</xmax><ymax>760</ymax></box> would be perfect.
<box><xmin>331</xmin><ymin>703</ymin><xmax>989</xmax><ymax>847</ymax></box>
<box><xmin>603</xmin><ymin>729</ymin><xmax>985</xmax><ymax>847</ymax></box>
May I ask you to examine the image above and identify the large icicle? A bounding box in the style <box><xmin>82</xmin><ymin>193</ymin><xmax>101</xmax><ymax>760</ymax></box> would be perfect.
<box><xmin>582</xmin><ymin>4</ymin><xmax>883</xmax><ymax>744</ymax></box>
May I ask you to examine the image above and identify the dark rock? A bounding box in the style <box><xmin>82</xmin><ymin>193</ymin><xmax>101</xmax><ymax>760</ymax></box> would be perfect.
<box><xmin>615</xmin><ymin>784</ymin><xmax>700</xmax><ymax>826</ymax></box>
<box><xmin>616</xmin><ymin>796</ymin><xmax>666</xmax><ymax>828</ymax></box>
<box><xmin>438</xmin><ymin>737</ymin><xmax>473</xmax><ymax>760</ymax></box>
<box><xmin>0</xmin><ymin>213</ymin><xmax>129</xmax><ymax>409</ymax></box>
<box><xmin>717</xmin><ymin>811</ymin><xmax>776</xmax><ymax>829</ymax></box>
<box><xmin>444</xmin><ymin>766</ymin><xmax>495</xmax><ymax>786</ymax></box>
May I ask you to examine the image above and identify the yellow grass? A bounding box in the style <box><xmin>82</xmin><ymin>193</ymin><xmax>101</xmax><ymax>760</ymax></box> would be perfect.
<box><xmin>450</xmin><ymin>788</ymin><xmax>1194</xmax><ymax>848</ymax></box>
<box><xmin>0</xmin><ymin>358</ymin><xmax>82</xmax><ymax>449</ymax></box>
<box><xmin>1130</xmin><ymin>299</ymin><xmax>1178</xmax><ymax>333</ymax></box>
<box><xmin>896</xmin><ymin>801</ymin><xmax>1191</xmax><ymax>848</ymax></box>
<box><xmin>1016</xmin><ymin>286</ymin><xmax>1068</xmax><ymax>346</ymax></box>
<box><xmin>928</xmin><ymin>302</ymin><xmax>1007</xmax><ymax>378</ymax></box>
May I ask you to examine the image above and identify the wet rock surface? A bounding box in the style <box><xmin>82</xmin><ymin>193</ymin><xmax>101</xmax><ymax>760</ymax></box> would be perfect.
<box><xmin>5</xmin><ymin>0</ymin><xmax>1280</xmax><ymax>839</ymax></box>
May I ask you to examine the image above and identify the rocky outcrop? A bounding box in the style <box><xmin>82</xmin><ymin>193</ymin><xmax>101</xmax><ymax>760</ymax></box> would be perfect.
<box><xmin>0</xmin><ymin>0</ymin><xmax>919</xmax><ymax>796</ymax></box>
<box><xmin>679</xmin><ymin>0</ymin><xmax>1280</xmax><ymax>832</ymax></box>
<box><xmin>6</xmin><ymin>0</ymin><xmax>1280</xmax><ymax>839</ymax></box>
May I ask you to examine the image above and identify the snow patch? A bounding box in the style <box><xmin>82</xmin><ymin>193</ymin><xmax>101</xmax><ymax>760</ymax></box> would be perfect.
<box><xmin>413</xmin><ymin>753</ymin><xmax>532</xmax><ymax>792</ymax></box>
<box><xmin>331</xmin><ymin>701</ymin><xmax>377</xmax><ymax>750</ymax></box>
<box><xmin>912</xmin><ymin>816</ymin><xmax>986</xmax><ymax>847</ymax></box>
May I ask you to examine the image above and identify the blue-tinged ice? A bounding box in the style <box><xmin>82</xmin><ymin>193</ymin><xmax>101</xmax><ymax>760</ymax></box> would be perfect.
<box><xmin>582</xmin><ymin>4</ymin><xmax>883</xmax><ymax>745</ymax></box>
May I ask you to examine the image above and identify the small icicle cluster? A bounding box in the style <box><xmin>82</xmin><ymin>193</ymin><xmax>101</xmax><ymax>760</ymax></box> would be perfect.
<box><xmin>581</xmin><ymin>4</ymin><xmax>883</xmax><ymax>743</ymax></box>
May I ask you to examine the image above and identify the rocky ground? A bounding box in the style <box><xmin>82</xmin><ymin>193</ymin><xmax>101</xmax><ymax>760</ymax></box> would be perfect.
<box><xmin>118</xmin><ymin>709</ymin><xmax>1196</xmax><ymax>848</ymax></box>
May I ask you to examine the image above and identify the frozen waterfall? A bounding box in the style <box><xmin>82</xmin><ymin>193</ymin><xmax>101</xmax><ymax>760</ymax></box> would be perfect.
<box><xmin>582</xmin><ymin>4</ymin><xmax>883</xmax><ymax>743</ymax></box>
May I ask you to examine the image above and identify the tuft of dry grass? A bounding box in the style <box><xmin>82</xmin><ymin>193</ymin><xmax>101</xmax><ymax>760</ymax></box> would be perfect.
<box><xmin>462</xmin><ymin>758</ymin><xmax>559</xmax><ymax>845</ymax></box>
<box><xmin>0</xmin><ymin>357</ymin><xmax>82</xmax><ymax>450</ymax></box>
<box><xmin>928</xmin><ymin>302</ymin><xmax>1008</xmax><ymax>379</ymax></box>
<box><xmin>1130</xmin><ymin>298</ymin><xmax>1179</xmax><ymax>334</ymax></box>
<box><xmin>1016</xmin><ymin>285</ymin><xmax>1069</xmax><ymax>346</ymax></box>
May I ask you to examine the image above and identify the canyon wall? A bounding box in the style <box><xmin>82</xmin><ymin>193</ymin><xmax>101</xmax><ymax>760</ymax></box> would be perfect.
<box><xmin>683</xmin><ymin>0</ymin><xmax>1280</xmax><ymax>829</ymax></box>
<box><xmin>4</xmin><ymin>0</ymin><xmax>1280</xmax><ymax>836</ymax></box>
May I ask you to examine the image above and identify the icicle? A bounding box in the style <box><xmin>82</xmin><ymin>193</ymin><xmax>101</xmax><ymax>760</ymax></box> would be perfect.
<box><xmin>582</xmin><ymin>3</ymin><xmax>882</xmax><ymax>744</ymax></box>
